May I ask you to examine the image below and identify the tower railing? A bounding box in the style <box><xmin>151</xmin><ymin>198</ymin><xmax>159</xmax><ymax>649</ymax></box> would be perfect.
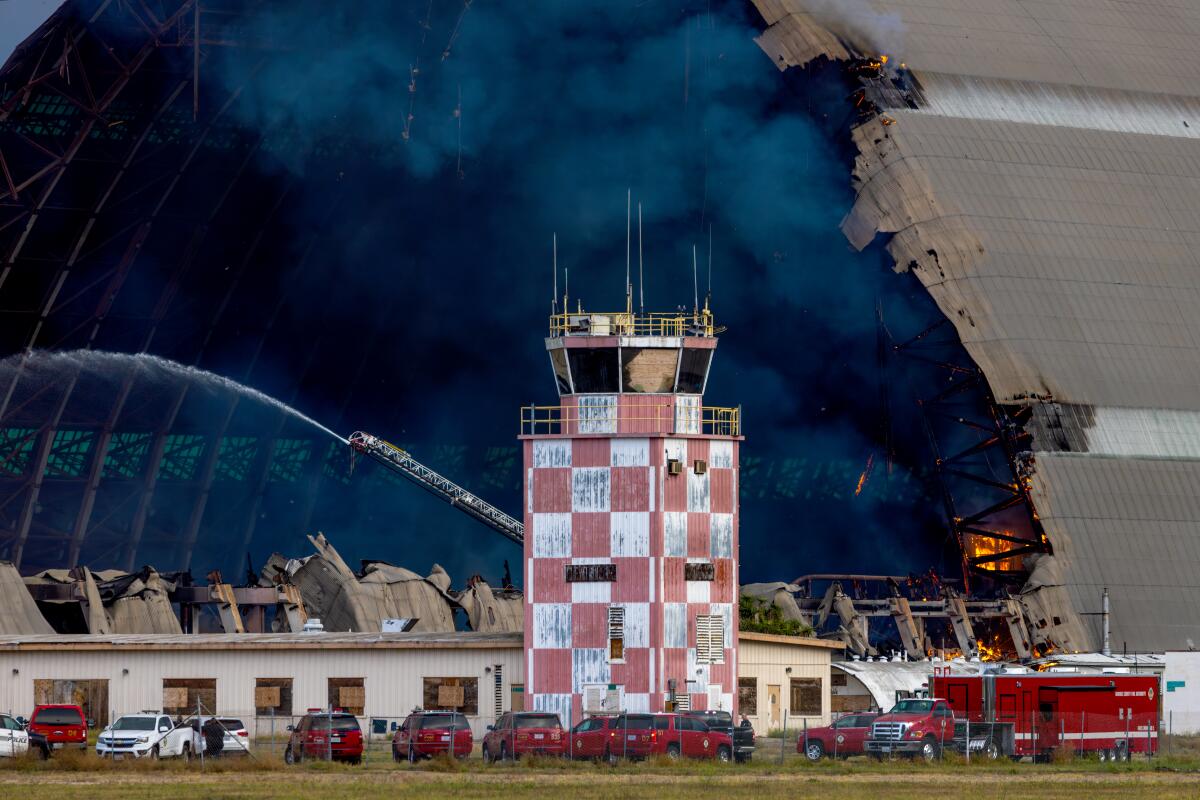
<box><xmin>520</xmin><ymin>403</ymin><xmax>740</xmax><ymax>437</ymax></box>
<box><xmin>548</xmin><ymin>309</ymin><xmax>717</xmax><ymax>338</ymax></box>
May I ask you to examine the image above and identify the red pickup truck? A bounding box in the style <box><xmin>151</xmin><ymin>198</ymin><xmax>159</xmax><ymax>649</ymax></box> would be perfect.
<box><xmin>800</xmin><ymin>713</ymin><xmax>880</xmax><ymax>760</ymax></box>
<box><xmin>27</xmin><ymin>705</ymin><xmax>88</xmax><ymax>752</ymax></box>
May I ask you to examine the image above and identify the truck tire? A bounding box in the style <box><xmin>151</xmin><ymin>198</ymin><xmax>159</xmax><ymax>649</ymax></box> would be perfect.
<box><xmin>804</xmin><ymin>740</ymin><xmax>825</xmax><ymax>761</ymax></box>
<box><xmin>666</xmin><ymin>743</ymin><xmax>681</xmax><ymax>760</ymax></box>
<box><xmin>981</xmin><ymin>738</ymin><xmax>1000</xmax><ymax>761</ymax></box>
<box><xmin>716</xmin><ymin>745</ymin><xmax>732</xmax><ymax>763</ymax></box>
<box><xmin>150</xmin><ymin>745</ymin><xmax>160</xmax><ymax>760</ymax></box>
<box><xmin>500</xmin><ymin>742</ymin><xmax>510</xmax><ymax>762</ymax></box>
<box><xmin>482</xmin><ymin>744</ymin><xmax>492</xmax><ymax>764</ymax></box>
<box><xmin>181</xmin><ymin>742</ymin><xmax>192</xmax><ymax>762</ymax></box>
<box><xmin>285</xmin><ymin>745</ymin><xmax>299</xmax><ymax>765</ymax></box>
<box><xmin>919</xmin><ymin>736</ymin><xmax>940</xmax><ymax>762</ymax></box>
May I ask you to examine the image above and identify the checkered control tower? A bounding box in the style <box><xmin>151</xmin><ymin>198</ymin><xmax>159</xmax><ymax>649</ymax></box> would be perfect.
<box><xmin>520</xmin><ymin>298</ymin><xmax>741</xmax><ymax>724</ymax></box>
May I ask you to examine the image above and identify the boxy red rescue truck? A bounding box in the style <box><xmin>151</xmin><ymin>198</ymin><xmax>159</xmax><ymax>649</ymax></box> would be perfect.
<box><xmin>866</xmin><ymin>670</ymin><xmax>1159</xmax><ymax>761</ymax></box>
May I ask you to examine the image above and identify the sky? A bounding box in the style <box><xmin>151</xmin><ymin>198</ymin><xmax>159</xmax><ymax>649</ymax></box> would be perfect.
<box><xmin>0</xmin><ymin>0</ymin><xmax>58</xmax><ymax>65</ymax></box>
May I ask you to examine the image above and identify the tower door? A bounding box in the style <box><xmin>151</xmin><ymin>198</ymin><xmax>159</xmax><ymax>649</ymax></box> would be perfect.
<box><xmin>768</xmin><ymin>685</ymin><xmax>781</xmax><ymax>728</ymax></box>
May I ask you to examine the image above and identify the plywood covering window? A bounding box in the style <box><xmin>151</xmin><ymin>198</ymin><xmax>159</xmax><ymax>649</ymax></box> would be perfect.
<box><xmin>423</xmin><ymin>677</ymin><xmax>478</xmax><ymax>715</ymax></box>
<box><xmin>696</xmin><ymin>614</ymin><xmax>724</xmax><ymax>664</ymax></box>
<box><xmin>608</xmin><ymin>605</ymin><xmax>625</xmax><ymax>662</ymax></box>
<box><xmin>34</xmin><ymin>679</ymin><xmax>108</xmax><ymax>727</ymax></box>
<box><xmin>162</xmin><ymin>679</ymin><xmax>215</xmax><ymax>716</ymax></box>
<box><xmin>254</xmin><ymin>678</ymin><xmax>293</xmax><ymax>716</ymax></box>
<box><xmin>621</xmin><ymin>347</ymin><xmax>679</xmax><ymax>392</ymax></box>
<box><xmin>737</xmin><ymin>677</ymin><xmax>757</xmax><ymax>716</ymax></box>
<box><xmin>327</xmin><ymin>678</ymin><xmax>365</xmax><ymax>716</ymax></box>
<box><xmin>790</xmin><ymin>678</ymin><xmax>822</xmax><ymax>716</ymax></box>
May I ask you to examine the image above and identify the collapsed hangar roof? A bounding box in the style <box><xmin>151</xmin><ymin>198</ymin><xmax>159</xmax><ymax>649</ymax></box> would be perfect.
<box><xmin>754</xmin><ymin>0</ymin><xmax>1200</xmax><ymax>652</ymax></box>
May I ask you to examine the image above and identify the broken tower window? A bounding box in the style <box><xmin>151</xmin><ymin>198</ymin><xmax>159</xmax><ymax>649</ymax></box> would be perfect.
<box><xmin>608</xmin><ymin>605</ymin><xmax>625</xmax><ymax>662</ymax></box>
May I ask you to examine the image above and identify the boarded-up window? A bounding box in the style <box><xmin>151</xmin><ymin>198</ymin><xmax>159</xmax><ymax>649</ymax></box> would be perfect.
<box><xmin>565</xmin><ymin>563</ymin><xmax>616</xmax><ymax>582</ymax></box>
<box><xmin>696</xmin><ymin>614</ymin><xmax>724</xmax><ymax>664</ymax></box>
<box><xmin>163</xmin><ymin>679</ymin><xmax>216</xmax><ymax>716</ymax></box>
<box><xmin>738</xmin><ymin>677</ymin><xmax>757</xmax><ymax>716</ymax></box>
<box><xmin>684</xmin><ymin>562</ymin><xmax>714</xmax><ymax>581</ymax></box>
<box><xmin>255</xmin><ymin>678</ymin><xmax>293</xmax><ymax>715</ymax></box>
<box><xmin>422</xmin><ymin>677</ymin><xmax>478</xmax><ymax>715</ymax></box>
<box><xmin>34</xmin><ymin>679</ymin><xmax>108</xmax><ymax>727</ymax></box>
<box><xmin>608</xmin><ymin>605</ymin><xmax>625</xmax><ymax>662</ymax></box>
<box><xmin>327</xmin><ymin>678</ymin><xmax>365</xmax><ymax>716</ymax></box>
<box><xmin>790</xmin><ymin>678</ymin><xmax>822</xmax><ymax>716</ymax></box>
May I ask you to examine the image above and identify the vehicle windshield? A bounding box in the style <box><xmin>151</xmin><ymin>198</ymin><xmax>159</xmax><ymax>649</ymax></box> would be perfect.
<box><xmin>112</xmin><ymin>717</ymin><xmax>156</xmax><ymax>731</ymax></box>
<box><xmin>420</xmin><ymin>714</ymin><xmax>467</xmax><ymax>730</ymax></box>
<box><xmin>514</xmin><ymin>714</ymin><xmax>560</xmax><ymax>729</ymax></box>
<box><xmin>32</xmin><ymin>708</ymin><xmax>83</xmax><ymax>726</ymax></box>
<box><xmin>889</xmin><ymin>700</ymin><xmax>934</xmax><ymax>714</ymax></box>
<box><xmin>311</xmin><ymin>715</ymin><xmax>360</xmax><ymax>732</ymax></box>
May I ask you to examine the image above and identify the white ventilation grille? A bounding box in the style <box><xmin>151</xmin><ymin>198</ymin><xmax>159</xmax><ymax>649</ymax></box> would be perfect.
<box><xmin>696</xmin><ymin>614</ymin><xmax>725</xmax><ymax>665</ymax></box>
<box><xmin>608</xmin><ymin>605</ymin><xmax>626</xmax><ymax>662</ymax></box>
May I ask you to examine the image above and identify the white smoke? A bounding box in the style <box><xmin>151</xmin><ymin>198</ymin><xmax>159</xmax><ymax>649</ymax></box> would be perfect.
<box><xmin>802</xmin><ymin>0</ymin><xmax>906</xmax><ymax>58</ymax></box>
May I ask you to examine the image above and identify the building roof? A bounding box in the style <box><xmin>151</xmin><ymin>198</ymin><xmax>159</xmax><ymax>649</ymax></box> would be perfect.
<box><xmin>753</xmin><ymin>0</ymin><xmax>1200</xmax><ymax>653</ymax></box>
<box><xmin>833</xmin><ymin>658</ymin><xmax>989</xmax><ymax>710</ymax></box>
<box><xmin>0</xmin><ymin>631</ymin><xmax>524</xmax><ymax>652</ymax></box>
<box><xmin>738</xmin><ymin>631</ymin><xmax>846</xmax><ymax>649</ymax></box>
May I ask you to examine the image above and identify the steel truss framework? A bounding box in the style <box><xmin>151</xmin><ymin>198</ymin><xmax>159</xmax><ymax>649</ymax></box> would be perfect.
<box><xmin>888</xmin><ymin>316</ymin><xmax>1051</xmax><ymax>591</ymax></box>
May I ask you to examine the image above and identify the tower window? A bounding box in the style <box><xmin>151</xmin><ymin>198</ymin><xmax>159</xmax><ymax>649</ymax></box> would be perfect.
<box><xmin>696</xmin><ymin>614</ymin><xmax>725</xmax><ymax>665</ymax></box>
<box><xmin>608</xmin><ymin>605</ymin><xmax>625</xmax><ymax>662</ymax></box>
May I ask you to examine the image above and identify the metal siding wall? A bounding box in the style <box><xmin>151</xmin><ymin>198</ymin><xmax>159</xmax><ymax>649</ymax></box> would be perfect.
<box><xmin>0</xmin><ymin>647</ymin><xmax>525</xmax><ymax>738</ymax></box>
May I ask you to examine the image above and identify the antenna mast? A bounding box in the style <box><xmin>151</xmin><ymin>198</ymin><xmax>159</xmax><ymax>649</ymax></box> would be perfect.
<box><xmin>692</xmin><ymin>244</ymin><xmax>699</xmax><ymax>313</ymax></box>
<box><xmin>552</xmin><ymin>233</ymin><xmax>558</xmax><ymax>314</ymax></box>
<box><xmin>706</xmin><ymin>224</ymin><xmax>712</xmax><ymax>308</ymax></box>
<box><xmin>638</xmin><ymin>203</ymin><xmax>645</xmax><ymax>315</ymax></box>
<box><xmin>626</xmin><ymin>189</ymin><xmax>632</xmax><ymax>314</ymax></box>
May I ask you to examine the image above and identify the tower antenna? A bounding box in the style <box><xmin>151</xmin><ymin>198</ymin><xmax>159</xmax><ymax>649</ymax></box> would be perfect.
<box><xmin>706</xmin><ymin>224</ymin><xmax>712</xmax><ymax>307</ymax></box>
<box><xmin>626</xmin><ymin>189</ymin><xmax>632</xmax><ymax>314</ymax></box>
<box><xmin>552</xmin><ymin>233</ymin><xmax>558</xmax><ymax>314</ymax></box>
<box><xmin>692</xmin><ymin>244</ymin><xmax>699</xmax><ymax>313</ymax></box>
<box><xmin>638</xmin><ymin>202</ymin><xmax>645</xmax><ymax>315</ymax></box>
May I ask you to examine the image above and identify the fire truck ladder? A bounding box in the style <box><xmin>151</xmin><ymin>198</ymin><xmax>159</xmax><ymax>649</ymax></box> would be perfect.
<box><xmin>347</xmin><ymin>431</ymin><xmax>524</xmax><ymax>546</ymax></box>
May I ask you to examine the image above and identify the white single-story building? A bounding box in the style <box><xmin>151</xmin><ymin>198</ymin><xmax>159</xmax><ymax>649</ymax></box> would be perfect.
<box><xmin>0</xmin><ymin>629</ymin><xmax>844</xmax><ymax>740</ymax></box>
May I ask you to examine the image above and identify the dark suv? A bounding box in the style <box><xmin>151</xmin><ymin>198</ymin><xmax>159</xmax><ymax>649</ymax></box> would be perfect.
<box><xmin>681</xmin><ymin>710</ymin><xmax>754</xmax><ymax>762</ymax></box>
<box><xmin>285</xmin><ymin>711</ymin><xmax>363</xmax><ymax>764</ymax></box>
<box><xmin>392</xmin><ymin>711</ymin><xmax>472</xmax><ymax>761</ymax></box>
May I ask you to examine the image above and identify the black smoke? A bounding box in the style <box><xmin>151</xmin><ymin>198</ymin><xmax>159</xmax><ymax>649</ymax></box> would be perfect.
<box><xmin>10</xmin><ymin>0</ymin><xmax>959</xmax><ymax>585</ymax></box>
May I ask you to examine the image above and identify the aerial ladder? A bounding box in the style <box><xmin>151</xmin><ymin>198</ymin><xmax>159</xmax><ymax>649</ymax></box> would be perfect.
<box><xmin>347</xmin><ymin>431</ymin><xmax>524</xmax><ymax>546</ymax></box>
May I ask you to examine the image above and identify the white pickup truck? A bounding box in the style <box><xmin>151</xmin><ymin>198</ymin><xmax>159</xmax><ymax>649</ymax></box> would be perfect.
<box><xmin>96</xmin><ymin>712</ymin><xmax>201</xmax><ymax>759</ymax></box>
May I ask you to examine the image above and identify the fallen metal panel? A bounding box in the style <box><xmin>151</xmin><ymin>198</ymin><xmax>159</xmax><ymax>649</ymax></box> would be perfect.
<box><xmin>0</xmin><ymin>560</ymin><xmax>53</xmax><ymax>634</ymax></box>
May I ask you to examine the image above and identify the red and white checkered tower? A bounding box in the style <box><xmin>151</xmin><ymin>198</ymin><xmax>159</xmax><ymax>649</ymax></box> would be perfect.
<box><xmin>521</xmin><ymin>293</ymin><xmax>741</xmax><ymax>724</ymax></box>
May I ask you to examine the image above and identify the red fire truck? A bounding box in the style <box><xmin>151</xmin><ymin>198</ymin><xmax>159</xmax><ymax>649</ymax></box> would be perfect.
<box><xmin>926</xmin><ymin>669</ymin><xmax>1159</xmax><ymax>761</ymax></box>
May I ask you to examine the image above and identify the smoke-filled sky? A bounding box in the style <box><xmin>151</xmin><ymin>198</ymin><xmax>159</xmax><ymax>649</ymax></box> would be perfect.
<box><xmin>202</xmin><ymin>0</ymin><xmax>951</xmax><ymax>583</ymax></box>
<box><xmin>4</xmin><ymin>0</ymin><xmax>965</xmax><ymax>586</ymax></box>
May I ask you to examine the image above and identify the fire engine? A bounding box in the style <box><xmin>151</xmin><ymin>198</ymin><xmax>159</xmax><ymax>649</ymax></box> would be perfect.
<box><xmin>926</xmin><ymin>669</ymin><xmax>1159</xmax><ymax>761</ymax></box>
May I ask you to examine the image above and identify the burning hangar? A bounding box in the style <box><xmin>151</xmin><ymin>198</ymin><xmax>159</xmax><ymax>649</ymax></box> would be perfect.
<box><xmin>0</xmin><ymin>0</ymin><xmax>1195</xmax><ymax>673</ymax></box>
<box><xmin>753</xmin><ymin>0</ymin><xmax>1200</xmax><ymax>653</ymax></box>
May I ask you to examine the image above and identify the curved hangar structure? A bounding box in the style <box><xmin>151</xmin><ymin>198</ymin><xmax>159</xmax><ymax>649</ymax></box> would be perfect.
<box><xmin>754</xmin><ymin>0</ymin><xmax>1200</xmax><ymax>652</ymax></box>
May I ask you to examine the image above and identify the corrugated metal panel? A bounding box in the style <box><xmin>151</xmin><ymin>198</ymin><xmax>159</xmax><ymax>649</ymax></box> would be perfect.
<box><xmin>533</xmin><ymin>604</ymin><xmax>572</xmax><ymax>649</ymax></box>
<box><xmin>571</xmin><ymin>648</ymin><xmax>610</xmax><ymax>692</ymax></box>
<box><xmin>753</xmin><ymin>0</ymin><xmax>1200</xmax><ymax>652</ymax></box>
<box><xmin>687</xmin><ymin>469</ymin><xmax>710</xmax><ymax>512</ymax></box>
<box><xmin>674</xmin><ymin>395</ymin><xmax>700</xmax><ymax>434</ymax></box>
<box><xmin>611</xmin><ymin>437</ymin><xmax>650</xmax><ymax>466</ymax></box>
<box><xmin>578</xmin><ymin>395</ymin><xmax>618</xmax><ymax>434</ymax></box>
<box><xmin>571</xmin><ymin>467</ymin><xmax>610</xmax><ymax>512</ymax></box>
<box><xmin>532</xmin><ymin>513</ymin><xmax>572</xmax><ymax>558</ymax></box>
<box><xmin>710</xmin><ymin>513</ymin><xmax>733</xmax><ymax>558</ymax></box>
<box><xmin>622</xmin><ymin>602</ymin><xmax>650</xmax><ymax>648</ymax></box>
<box><xmin>533</xmin><ymin>439</ymin><xmax>572</xmax><ymax>468</ymax></box>
<box><xmin>709</xmin><ymin>440</ymin><xmax>733</xmax><ymax>468</ymax></box>
<box><xmin>664</xmin><ymin>603</ymin><xmax>687</xmax><ymax>648</ymax></box>
<box><xmin>611</xmin><ymin>511</ymin><xmax>650</xmax><ymax>556</ymax></box>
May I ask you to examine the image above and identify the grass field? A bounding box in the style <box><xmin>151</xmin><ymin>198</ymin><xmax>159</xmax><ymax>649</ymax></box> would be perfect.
<box><xmin>2</xmin><ymin>750</ymin><xmax>1199</xmax><ymax>799</ymax></box>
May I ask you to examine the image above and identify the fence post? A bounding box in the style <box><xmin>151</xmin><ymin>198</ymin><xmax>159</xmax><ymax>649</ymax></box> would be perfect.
<box><xmin>1147</xmin><ymin>719</ymin><xmax>1152</xmax><ymax>760</ymax></box>
<box><xmin>568</xmin><ymin>707</ymin><xmax>572</xmax><ymax>761</ymax></box>
<box><xmin>1080</xmin><ymin>712</ymin><xmax>1085</xmax><ymax>757</ymax></box>
<box><xmin>833</xmin><ymin>714</ymin><xmax>838</xmax><ymax>760</ymax></box>
<box><xmin>270</xmin><ymin>708</ymin><xmax>275</xmax><ymax>761</ymax></box>
<box><xmin>198</xmin><ymin>697</ymin><xmax>204</xmax><ymax>771</ymax></box>
<box><xmin>327</xmin><ymin>710</ymin><xmax>332</xmax><ymax>762</ymax></box>
<box><xmin>965</xmin><ymin>717</ymin><xmax>970</xmax><ymax>764</ymax></box>
<box><xmin>1169</xmin><ymin>710</ymin><xmax>1173</xmax><ymax>758</ymax></box>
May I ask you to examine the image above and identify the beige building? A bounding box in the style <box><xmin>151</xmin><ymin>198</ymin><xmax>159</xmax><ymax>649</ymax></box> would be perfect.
<box><xmin>0</xmin><ymin>629</ymin><xmax>841</xmax><ymax>740</ymax></box>
<box><xmin>736</xmin><ymin>631</ymin><xmax>844</xmax><ymax>736</ymax></box>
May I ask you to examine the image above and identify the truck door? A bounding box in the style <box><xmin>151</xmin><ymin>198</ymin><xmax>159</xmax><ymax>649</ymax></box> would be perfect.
<box><xmin>1019</xmin><ymin>691</ymin><xmax>1035</xmax><ymax>754</ymax></box>
<box><xmin>1037</xmin><ymin>689</ymin><xmax>1060</xmax><ymax>752</ymax></box>
<box><xmin>946</xmin><ymin>683</ymin><xmax>968</xmax><ymax>720</ymax></box>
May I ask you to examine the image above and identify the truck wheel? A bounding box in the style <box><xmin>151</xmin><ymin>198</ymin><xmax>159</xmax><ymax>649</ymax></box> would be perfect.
<box><xmin>285</xmin><ymin>745</ymin><xmax>299</xmax><ymax>765</ymax></box>
<box><xmin>500</xmin><ymin>742</ymin><xmax>510</xmax><ymax>762</ymax></box>
<box><xmin>804</xmin><ymin>740</ymin><xmax>824</xmax><ymax>761</ymax></box>
<box><xmin>482</xmin><ymin>745</ymin><xmax>492</xmax><ymax>764</ymax></box>
<box><xmin>150</xmin><ymin>745</ymin><xmax>160</xmax><ymax>760</ymax></box>
<box><xmin>716</xmin><ymin>745</ymin><xmax>732</xmax><ymax>763</ymax></box>
<box><xmin>981</xmin><ymin>739</ymin><xmax>1000</xmax><ymax>761</ymax></box>
<box><xmin>1116</xmin><ymin>742</ymin><xmax>1131</xmax><ymax>762</ymax></box>
<box><xmin>408</xmin><ymin>744</ymin><xmax>416</xmax><ymax>764</ymax></box>
<box><xmin>181</xmin><ymin>743</ymin><xmax>192</xmax><ymax>763</ymax></box>
<box><xmin>666</xmin><ymin>743</ymin><xmax>681</xmax><ymax>760</ymax></box>
<box><xmin>920</xmin><ymin>736</ymin><xmax>940</xmax><ymax>762</ymax></box>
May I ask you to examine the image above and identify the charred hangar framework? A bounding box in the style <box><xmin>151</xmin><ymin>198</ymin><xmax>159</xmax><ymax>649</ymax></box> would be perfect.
<box><xmin>754</xmin><ymin>0</ymin><xmax>1200</xmax><ymax>652</ymax></box>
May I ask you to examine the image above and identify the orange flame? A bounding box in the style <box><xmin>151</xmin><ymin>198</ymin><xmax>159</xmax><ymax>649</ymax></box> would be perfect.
<box><xmin>854</xmin><ymin>453</ymin><xmax>875</xmax><ymax>497</ymax></box>
<box><xmin>965</xmin><ymin>532</ymin><xmax>1024</xmax><ymax>572</ymax></box>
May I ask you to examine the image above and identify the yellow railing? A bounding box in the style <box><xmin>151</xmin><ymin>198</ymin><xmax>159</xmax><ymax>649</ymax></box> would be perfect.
<box><xmin>549</xmin><ymin>308</ymin><xmax>717</xmax><ymax>338</ymax></box>
<box><xmin>520</xmin><ymin>403</ymin><xmax>740</xmax><ymax>437</ymax></box>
